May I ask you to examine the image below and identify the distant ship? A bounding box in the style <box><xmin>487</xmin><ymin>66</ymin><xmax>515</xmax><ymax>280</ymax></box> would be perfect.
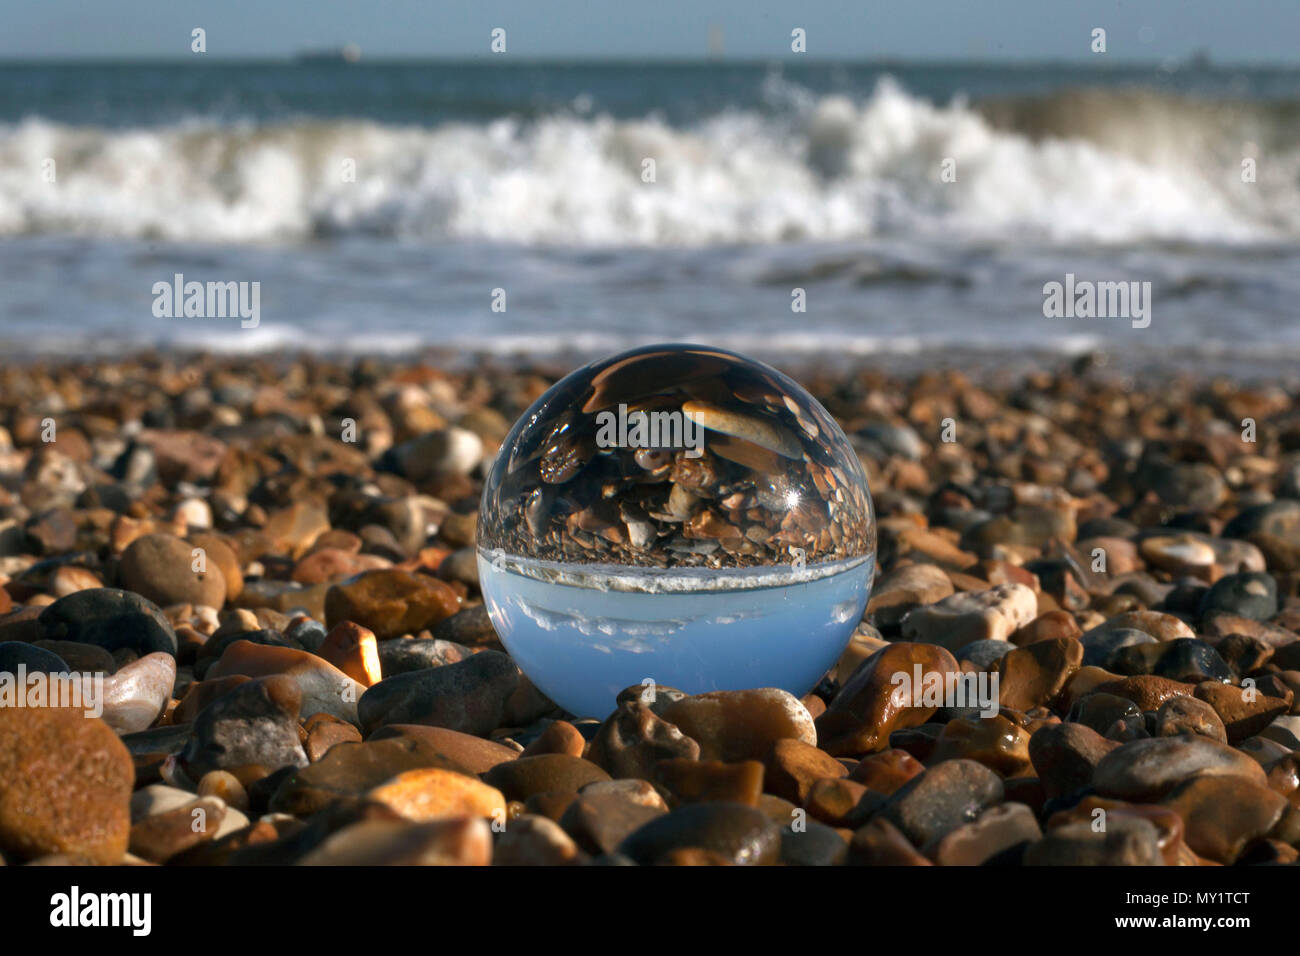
<box><xmin>294</xmin><ymin>44</ymin><xmax>361</xmax><ymax>65</ymax></box>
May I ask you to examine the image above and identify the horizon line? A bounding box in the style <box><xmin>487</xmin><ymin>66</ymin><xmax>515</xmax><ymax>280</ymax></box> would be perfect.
<box><xmin>1</xmin><ymin>52</ymin><xmax>1298</xmax><ymax>69</ymax></box>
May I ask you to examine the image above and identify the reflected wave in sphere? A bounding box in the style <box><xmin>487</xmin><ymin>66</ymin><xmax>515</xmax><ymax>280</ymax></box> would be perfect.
<box><xmin>478</xmin><ymin>344</ymin><xmax>876</xmax><ymax>718</ymax></box>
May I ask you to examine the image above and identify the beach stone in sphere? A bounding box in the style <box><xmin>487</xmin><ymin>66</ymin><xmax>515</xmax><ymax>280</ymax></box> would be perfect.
<box><xmin>477</xmin><ymin>344</ymin><xmax>876</xmax><ymax>718</ymax></box>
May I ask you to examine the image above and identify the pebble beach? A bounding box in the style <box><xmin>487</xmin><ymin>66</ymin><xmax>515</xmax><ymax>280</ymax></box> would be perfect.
<box><xmin>1</xmin><ymin>351</ymin><xmax>1298</xmax><ymax>867</ymax></box>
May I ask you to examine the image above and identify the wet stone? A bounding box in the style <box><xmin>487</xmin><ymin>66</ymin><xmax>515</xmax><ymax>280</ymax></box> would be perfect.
<box><xmin>780</xmin><ymin>820</ymin><xmax>849</xmax><ymax>866</ymax></box>
<box><xmin>996</xmin><ymin>637</ymin><xmax>1083</xmax><ymax>712</ymax></box>
<box><xmin>586</xmin><ymin>700</ymin><xmax>701</xmax><ymax>779</ymax></box>
<box><xmin>1080</xmin><ymin>627</ymin><xmax>1156</xmax><ymax>669</ymax></box>
<box><xmin>659</xmin><ymin>688</ymin><xmax>815</xmax><ymax>763</ymax></box>
<box><xmin>816</xmin><ymin>642</ymin><xmax>961</xmax><ymax>756</ymax></box>
<box><xmin>1028</xmin><ymin>721</ymin><xmax>1119</xmax><ymax>798</ymax></box>
<box><xmin>763</xmin><ymin>738</ymin><xmax>848</xmax><ymax>804</ymax></box>
<box><xmin>1193</xmin><ymin>681</ymin><xmax>1291</xmax><ymax>743</ymax></box>
<box><xmin>559</xmin><ymin>780</ymin><xmax>668</xmax><ymax>855</ymax></box>
<box><xmin>926</xmin><ymin>802</ymin><xmax>1042</xmax><ymax>866</ymax></box>
<box><xmin>1093</xmin><ymin>735</ymin><xmax>1267</xmax><ymax>801</ymax></box>
<box><xmin>1162</xmin><ymin>775</ymin><xmax>1287</xmax><ymax>865</ymax></box>
<box><xmin>847</xmin><ymin>748</ymin><xmax>925</xmax><ymax>795</ymax></box>
<box><xmin>1153</xmin><ymin>695</ymin><xmax>1228</xmax><ymax>743</ymax></box>
<box><xmin>1068</xmin><ymin>693</ymin><xmax>1141</xmax><ymax>735</ymax></box>
<box><xmin>617</xmin><ymin>802</ymin><xmax>781</xmax><ymax>866</ymax></box>
<box><xmin>655</xmin><ymin>758</ymin><xmax>765</xmax><ymax>806</ymax></box>
<box><xmin>1025</xmin><ymin>817</ymin><xmax>1165</xmax><ymax>866</ymax></box>
<box><xmin>357</xmin><ymin>649</ymin><xmax>519</xmax><ymax>736</ymax></box>
<box><xmin>877</xmin><ymin>758</ymin><xmax>1005</xmax><ymax>847</ymax></box>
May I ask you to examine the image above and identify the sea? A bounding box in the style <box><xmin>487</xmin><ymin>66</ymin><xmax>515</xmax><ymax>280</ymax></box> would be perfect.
<box><xmin>1</xmin><ymin>59</ymin><xmax>1299</xmax><ymax>377</ymax></box>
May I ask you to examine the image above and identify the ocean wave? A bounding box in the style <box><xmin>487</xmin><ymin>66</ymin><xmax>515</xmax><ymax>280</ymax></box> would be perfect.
<box><xmin>1</xmin><ymin>78</ymin><xmax>1298</xmax><ymax>245</ymax></box>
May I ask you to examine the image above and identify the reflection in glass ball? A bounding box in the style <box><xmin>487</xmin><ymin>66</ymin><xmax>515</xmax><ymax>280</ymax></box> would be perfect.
<box><xmin>478</xmin><ymin>344</ymin><xmax>876</xmax><ymax>718</ymax></box>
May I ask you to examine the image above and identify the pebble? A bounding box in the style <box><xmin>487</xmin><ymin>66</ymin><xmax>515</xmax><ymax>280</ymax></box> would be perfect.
<box><xmin>865</xmin><ymin>563</ymin><xmax>954</xmax><ymax>628</ymax></box>
<box><xmin>763</xmin><ymin>738</ymin><xmax>849</xmax><ymax>804</ymax></box>
<box><xmin>316</xmin><ymin>620</ymin><xmax>382</xmax><ymax>686</ymax></box>
<box><xmin>206</xmin><ymin>639</ymin><xmax>364</xmax><ymax>725</ymax></box>
<box><xmin>659</xmin><ymin>688</ymin><xmax>815</xmax><ymax>762</ymax></box>
<box><xmin>431</xmin><ymin>604</ymin><xmax>497</xmax><ymax>646</ymax></box>
<box><xmin>996</xmin><ymin>637</ymin><xmax>1083</xmax><ymax>712</ymax></box>
<box><xmin>120</xmin><ymin>533</ymin><xmax>226</xmax><ymax>610</ymax></box>
<box><xmin>1094</xmin><ymin>735</ymin><xmax>1268</xmax><ymax>801</ymax></box>
<box><xmin>493</xmin><ymin>814</ymin><xmax>583</xmax><ymax>866</ymax></box>
<box><xmin>617</xmin><ymin>802</ymin><xmax>781</xmax><ymax>866</ymax></box>
<box><xmin>483</xmin><ymin>755</ymin><xmax>611</xmax><ymax>802</ymax></box>
<box><xmin>37</xmin><ymin>587</ymin><xmax>177</xmax><ymax>657</ymax></box>
<box><xmin>1193</xmin><ymin>681</ymin><xmax>1291</xmax><ymax>743</ymax></box>
<box><xmin>368</xmin><ymin>767</ymin><xmax>506</xmax><ymax>821</ymax></box>
<box><xmin>520</xmin><ymin>719</ymin><xmax>587</xmax><ymax>758</ymax></box>
<box><xmin>1082</xmin><ymin>611</ymin><xmax>1194</xmax><ymax>645</ymax></box>
<box><xmin>1079</xmin><ymin>627</ymin><xmax>1156</xmax><ymax>669</ymax></box>
<box><xmin>848</xmin><ymin>817</ymin><xmax>932</xmax><ymax>866</ymax></box>
<box><xmin>1068</xmin><ymin>693</ymin><xmax>1141</xmax><ymax>735</ymax></box>
<box><xmin>1028</xmin><ymin>721</ymin><xmax>1119</xmax><ymax>798</ymax></box>
<box><xmin>100</xmin><ymin>651</ymin><xmax>176</xmax><ymax>734</ymax></box>
<box><xmin>655</xmin><ymin>758</ymin><xmax>765</xmax><ymax>806</ymax></box>
<box><xmin>1111</xmin><ymin>638</ymin><xmax>1234</xmax><ymax>684</ymax></box>
<box><xmin>804</xmin><ymin>777</ymin><xmax>877</xmax><ymax>828</ymax></box>
<box><xmin>780</xmin><ymin>820</ymin><xmax>850</xmax><ymax>866</ymax></box>
<box><xmin>386</xmin><ymin>427</ymin><xmax>483</xmax><ymax>482</ymax></box>
<box><xmin>586</xmin><ymin>700</ymin><xmax>701</xmax><ymax>778</ymax></box>
<box><xmin>1197</xmin><ymin>571</ymin><xmax>1278</xmax><ymax>621</ymax></box>
<box><xmin>1093</xmin><ymin>674</ymin><xmax>1198</xmax><ymax>712</ymax></box>
<box><xmin>0</xmin><ymin>706</ymin><xmax>134</xmax><ymax>864</ymax></box>
<box><xmin>180</xmin><ymin>675</ymin><xmax>308</xmax><ymax>780</ymax></box>
<box><xmin>129</xmin><ymin>795</ymin><xmax>227</xmax><ymax>863</ymax></box>
<box><xmin>1162</xmin><ymin>775</ymin><xmax>1287</xmax><ymax>864</ymax></box>
<box><xmin>357</xmin><ymin>648</ymin><xmax>519</xmax><ymax>736</ymax></box>
<box><xmin>957</xmin><ymin>638</ymin><xmax>1015</xmax><ymax>670</ymax></box>
<box><xmin>930</xmin><ymin>714</ymin><xmax>1033</xmax><ymax>777</ymax></box>
<box><xmin>847</xmin><ymin>748</ymin><xmax>925</xmax><ymax>794</ymax></box>
<box><xmin>33</xmin><ymin>639</ymin><xmax>116</xmax><ymax>674</ymax></box>
<box><xmin>368</xmin><ymin>724</ymin><xmax>520</xmax><ymax>773</ymax></box>
<box><xmin>927</xmin><ymin>802</ymin><xmax>1042</xmax><ymax>865</ymax></box>
<box><xmin>816</xmin><ymin>641</ymin><xmax>960</xmax><ymax>756</ymax></box>
<box><xmin>0</xmin><ymin>640</ymin><xmax>70</xmax><ymax>673</ymax></box>
<box><xmin>900</xmin><ymin>583</ymin><xmax>1037</xmax><ymax>651</ymax></box>
<box><xmin>375</xmin><ymin>636</ymin><xmax>472</xmax><ymax>676</ymax></box>
<box><xmin>1153</xmin><ymin>695</ymin><xmax>1228</xmax><ymax>743</ymax></box>
<box><xmin>324</xmin><ymin>569</ymin><xmax>461</xmax><ymax>640</ymax></box>
<box><xmin>1026</xmin><ymin>816</ymin><xmax>1165</xmax><ymax>866</ymax></box>
<box><xmin>303</xmin><ymin>713</ymin><xmax>363</xmax><ymax>761</ymax></box>
<box><xmin>877</xmin><ymin>758</ymin><xmax>1005</xmax><ymax>847</ymax></box>
<box><xmin>269</xmin><ymin>736</ymin><xmax>475</xmax><ymax>817</ymax></box>
<box><xmin>558</xmin><ymin>780</ymin><xmax>668</xmax><ymax>855</ymax></box>
<box><xmin>196</xmin><ymin>770</ymin><xmax>250</xmax><ymax>811</ymax></box>
<box><xmin>298</xmin><ymin>817</ymin><xmax>491</xmax><ymax>866</ymax></box>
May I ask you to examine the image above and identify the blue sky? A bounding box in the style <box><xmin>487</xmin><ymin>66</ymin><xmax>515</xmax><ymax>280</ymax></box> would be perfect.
<box><xmin>3</xmin><ymin>0</ymin><xmax>1297</xmax><ymax>63</ymax></box>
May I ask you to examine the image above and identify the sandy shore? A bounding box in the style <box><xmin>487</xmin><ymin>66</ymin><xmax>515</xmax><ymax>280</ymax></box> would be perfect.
<box><xmin>0</xmin><ymin>351</ymin><xmax>1297</xmax><ymax>866</ymax></box>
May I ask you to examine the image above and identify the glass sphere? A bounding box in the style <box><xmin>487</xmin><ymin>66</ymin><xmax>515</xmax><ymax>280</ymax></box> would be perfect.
<box><xmin>478</xmin><ymin>344</ymin><xmax>876</xmax><ymax>718</ymax></box>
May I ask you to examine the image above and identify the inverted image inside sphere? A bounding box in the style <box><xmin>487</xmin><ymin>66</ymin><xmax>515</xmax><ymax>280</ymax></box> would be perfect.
<box><xmin>478</xmin><ymin>344</ymin><xmax>876</xmax><ymax>573</ymax></box>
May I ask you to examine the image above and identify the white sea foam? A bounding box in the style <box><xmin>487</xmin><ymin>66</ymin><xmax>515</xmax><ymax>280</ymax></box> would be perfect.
<box><xmin>3</xmin><ymin>78</ymin><xmax>1297</xmax><ymax>246</ymax></box>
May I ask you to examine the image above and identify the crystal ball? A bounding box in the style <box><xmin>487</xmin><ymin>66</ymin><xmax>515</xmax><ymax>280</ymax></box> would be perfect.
<box><xmin>478</xmin><ymin>344</ymin><xmax>876</xmax><ymax>718</ymax></box>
